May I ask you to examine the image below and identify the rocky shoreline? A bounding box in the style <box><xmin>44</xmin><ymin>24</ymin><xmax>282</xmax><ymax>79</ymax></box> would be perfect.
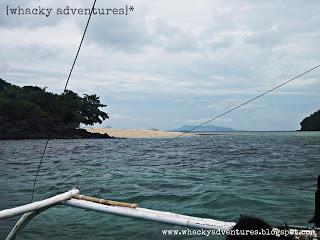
<box><xmin>0</xmin><ymin>128</ymin><xmax>113</xmax><ymax>140</ymax></box>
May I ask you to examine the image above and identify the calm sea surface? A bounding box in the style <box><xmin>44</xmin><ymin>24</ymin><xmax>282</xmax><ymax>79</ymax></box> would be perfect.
<box><xmin>0</xmin><ymin>132</ymin><xmax>319</xmax><ymax>239</ymax></box>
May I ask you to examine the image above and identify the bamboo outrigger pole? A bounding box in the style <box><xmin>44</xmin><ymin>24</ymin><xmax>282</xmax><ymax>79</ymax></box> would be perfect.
<box><xmin>2</xmin><ymin>189</ymin><xmax>79</xmax><ymax>240</ymax></box>
<box><xmin>2</xmin><ymin>188</ymin><xmax>235</xmax><ymax>240</ymax></box>
<box><xmin>0</xmin><ymin>189</ymin><xmax>79</xmax><ymax>219</ymax></box>
<box><xmin>63</xmin><ymin>198</ymin><xmax>235</xmax><ymax>230</ymax></box>
<box><xmin>6</xmin><ymin>209</ymin><xmax>48</xmax><ymax>240</ymax></box>
<box><xmin>4</xmin><ymin>186</ymin><xmax>320</xmax><ymax>240</ymax></box>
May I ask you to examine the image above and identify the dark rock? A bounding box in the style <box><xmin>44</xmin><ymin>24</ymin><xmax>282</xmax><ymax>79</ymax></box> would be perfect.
<box><xmin>300</xmin><ymin>110</ymin><xmax>320</xmax><ymax>131</ymax></box>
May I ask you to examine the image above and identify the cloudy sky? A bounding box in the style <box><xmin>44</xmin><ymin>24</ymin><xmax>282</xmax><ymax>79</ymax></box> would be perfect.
<box><xmin>0</xmin><ymin>0</ymin><xmax>319</xmax><ymax>130</ymax></box>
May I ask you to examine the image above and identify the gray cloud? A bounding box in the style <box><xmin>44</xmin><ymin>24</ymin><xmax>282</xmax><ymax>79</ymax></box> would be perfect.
<box><xmin>1</xmin><ymin>0</ymin><xmax>319</xmax><ymax>130</ymax></box>
<box><xmin>87</xmin><ymin>14</ymin><xmax>152</xmax><ymax>52</ymax></box>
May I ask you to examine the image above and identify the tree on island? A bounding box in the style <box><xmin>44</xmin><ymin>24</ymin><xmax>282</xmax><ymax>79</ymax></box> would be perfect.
<box><xmin>0</xmin><ymin>79</ymin><xmax>110</xmax><ymax>139</ymax></box>
<box><xmin>300</xmin><ymin>110</ymin><xmax>320</xmax><ymax>131</ymax></box>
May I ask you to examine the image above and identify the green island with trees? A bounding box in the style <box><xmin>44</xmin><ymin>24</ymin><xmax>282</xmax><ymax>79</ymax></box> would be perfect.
<box><xmin>300</xmin><ymin>110</ymin><xmax>320</xmax><ymax>131</ymax></box>
<box><xmin>0</xmin><ymin>79</ymin><xmax>111</xmax><ymax>139</ymax></box>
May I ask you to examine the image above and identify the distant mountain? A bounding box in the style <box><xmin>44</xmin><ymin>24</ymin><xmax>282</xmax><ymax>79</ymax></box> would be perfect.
<box><xmin>171</xmin><ymin>125</ymin><xmax>236</xmax><ymax>132</ymax></box>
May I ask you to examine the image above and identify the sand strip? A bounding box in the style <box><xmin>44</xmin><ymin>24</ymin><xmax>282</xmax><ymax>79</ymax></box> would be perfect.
<box><xmin>86</xmin><ymin>128</ymin><xmax>194</xmax><ymax>138</ymax></box>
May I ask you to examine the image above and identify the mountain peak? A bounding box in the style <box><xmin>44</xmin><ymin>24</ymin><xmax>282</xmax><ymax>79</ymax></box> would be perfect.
<box><xmin>171</xmin><ymin>125</ymin><xmax>236</xmax><ymax>132</ymax></box>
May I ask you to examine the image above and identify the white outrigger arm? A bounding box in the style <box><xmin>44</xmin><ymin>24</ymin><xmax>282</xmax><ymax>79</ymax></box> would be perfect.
<box><xmin>0</xmin><ymin>189</ymin><xmax>235</xmax><ymax>240</ymax></box>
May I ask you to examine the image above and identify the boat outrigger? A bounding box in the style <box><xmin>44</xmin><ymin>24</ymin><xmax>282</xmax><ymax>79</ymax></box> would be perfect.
<box><xmin>1</xmin><ymin>175</ymin><xmax>319</xmax><ymax>239</ymax></box>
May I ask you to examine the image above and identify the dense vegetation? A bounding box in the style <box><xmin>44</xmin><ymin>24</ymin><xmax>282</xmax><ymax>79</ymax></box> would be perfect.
<box><xmin>300</xmin><ymin>110</ymin><xmax>320</xmax><ymax>131</ymax></box>
<box><xmin>0</xmin><ymin>79</ymin><xmax>111</xmax><ymax>139</ymax></box>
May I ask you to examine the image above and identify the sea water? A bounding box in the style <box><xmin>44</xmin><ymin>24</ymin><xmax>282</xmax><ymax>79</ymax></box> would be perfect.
<box><xmin>0</xmin><ymin>132</ymin><xmax>319</xmax><ymax>239</ymax></box>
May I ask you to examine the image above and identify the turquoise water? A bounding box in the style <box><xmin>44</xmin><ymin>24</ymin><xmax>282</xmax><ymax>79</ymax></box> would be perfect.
<box><xmin>0</xmin><ymin>132</ymin><xmax>319</xmax><ymax>239</ymax></box>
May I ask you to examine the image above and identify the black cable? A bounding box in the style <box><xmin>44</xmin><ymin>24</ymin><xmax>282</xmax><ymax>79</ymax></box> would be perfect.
<box><xmin>63</xmin><ymin>0</ymin><xmax>97</xmax><ymax>93</ymax></box>
<box><xmin>30</xmin><ymin>0</ymin><xmax>97</xmax><ymax>203</ymax></box>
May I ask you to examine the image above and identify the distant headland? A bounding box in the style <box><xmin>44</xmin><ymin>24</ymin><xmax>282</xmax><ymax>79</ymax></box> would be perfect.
<box><xmin>300</xmin><ymin>110</ymin><xmax>320</xmax><ymax>131</ymax></box>
<box><xmin>0</xmin><ymin>79</ymin><xmax>112</xmax><ymax>140</ymax></box>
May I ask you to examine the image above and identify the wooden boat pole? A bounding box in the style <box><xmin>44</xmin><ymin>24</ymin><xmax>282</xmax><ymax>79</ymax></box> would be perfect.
<box><xmin>73</xmin><ymin>194</ymin><xmax>138</xmax><ymax>208</ymax></box>
<box><xmin>0</xmin><ymin>189</ymin><xmax>79</xmax><ymax>219</ymax></box>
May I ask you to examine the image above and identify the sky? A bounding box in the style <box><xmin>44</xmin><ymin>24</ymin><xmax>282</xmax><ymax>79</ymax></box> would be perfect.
<box><xmin>0</xmin><ymin>0</ymin><xmax>319</xmax><ymax>131</ymax></box>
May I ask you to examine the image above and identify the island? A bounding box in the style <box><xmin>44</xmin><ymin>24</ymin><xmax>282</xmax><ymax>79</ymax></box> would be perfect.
<box><xmin>300</xmin><ymin>110</ymin><xmax>320</xmax><ymax>131</ymax></box>
<box><xmin>0</xmin><ymin>79</ymin><xmax>112</xmax><ymax>139</ymax></box>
